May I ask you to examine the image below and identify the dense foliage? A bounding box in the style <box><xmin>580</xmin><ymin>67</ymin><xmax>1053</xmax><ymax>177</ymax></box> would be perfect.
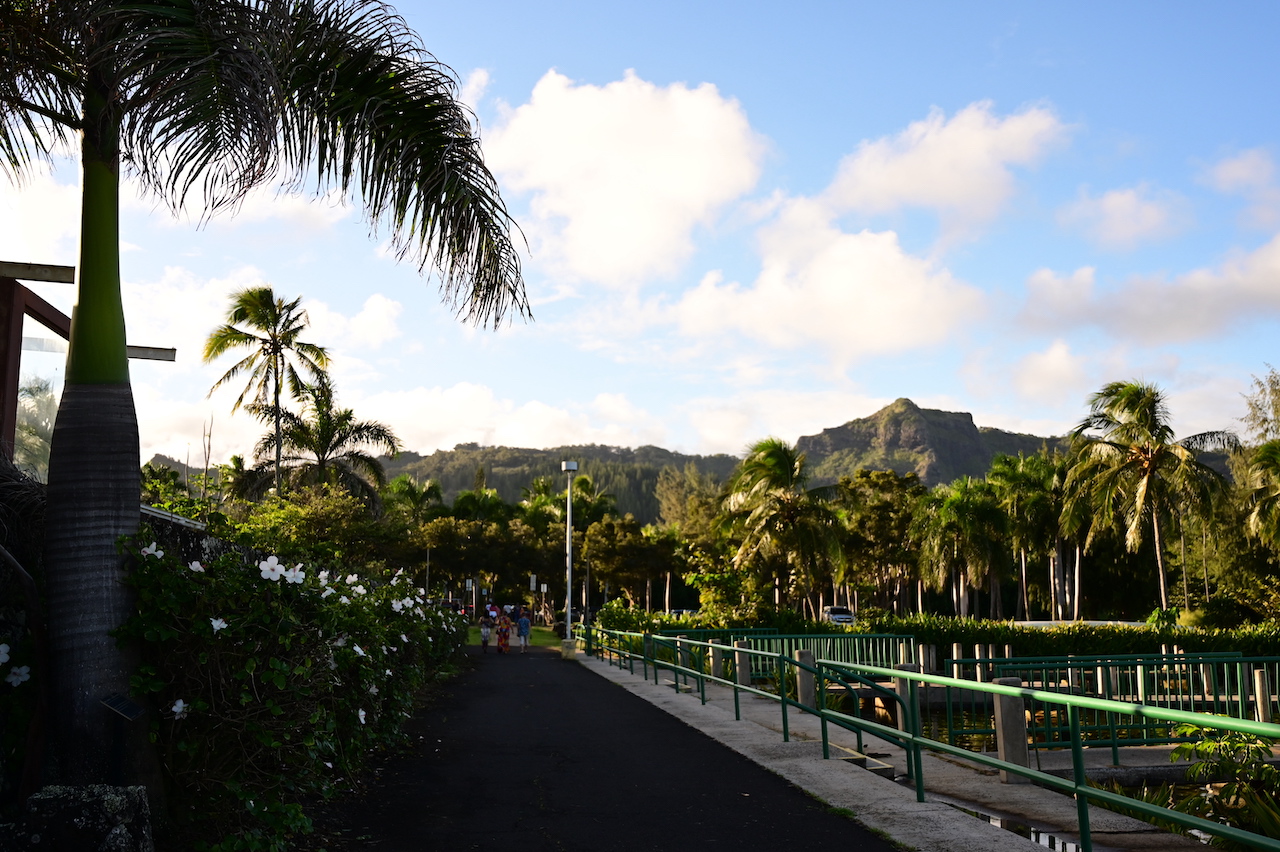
<box><xmin>116</xmin><ymin>537</ymin><xmax>466</xmax><ymax>849</ymax></box>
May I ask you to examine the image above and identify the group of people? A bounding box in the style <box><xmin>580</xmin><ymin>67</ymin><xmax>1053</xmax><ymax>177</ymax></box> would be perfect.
<box><xmin>477</xmin><ymin>603</ymin><xmax>532</xmax><ymax>654</ymax></box>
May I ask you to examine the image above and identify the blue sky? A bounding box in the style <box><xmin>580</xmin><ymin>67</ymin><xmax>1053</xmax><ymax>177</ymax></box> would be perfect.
<box><xmin>4</xmin><ymin>2</ymin><xmax>1280</xmax><ymax>465</ymax></box>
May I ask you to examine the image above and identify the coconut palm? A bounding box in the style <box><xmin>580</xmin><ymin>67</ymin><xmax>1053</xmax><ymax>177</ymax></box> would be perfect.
<box><xmin>254</xmin><ymin>380</ymin><xmax>400</xmax><ymax>508</ymax></box>
<box><xmin>719</xmin><ymin>437</ymin><xmax>844</xmax><ymax>609</ymax></box>
<box><xmin>1245</xmin><ymin>440</ymin><xmax>1280</xmax><ymax>550</ymax></box>
<box><xmin>988</xmin><ymin>451</ymin><xmax>1062</xmax><ymax>619</ymax></box>
<box><xmin>205</xmin><ymin>286</ymin><xmax>330</xmax><ymax>493</ymax></box>
<box><xmin>1</xmin><ymin>0</ymin><xmax>525</xmax><ymax>785</ymax></box>
<box><xmin>912</xmin><ymin>477</ymin><xmax>1009</xmax><ymax>618</ymax></box>
<box><xmin>1067</xmin><ymin>380</ymin><xmax>1239</xmax><ymax>611</ymax></box>
<box><xmin>384</xmin><ymin>474</ymin><xmax>445</xmax><ymax>526</ymax></box>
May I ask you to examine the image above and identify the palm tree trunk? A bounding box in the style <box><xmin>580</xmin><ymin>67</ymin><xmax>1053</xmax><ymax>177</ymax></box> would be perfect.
<box><xmin>43</xmin><ymin>92</ymin><xmax>159</xmax><ymax>791</ymax></box>
<box><xmin>1152</xmin><ymin>512</ymin><xmax>1170</xmax><ymax>610</ymax></box>
<box><xmin>1073</xmin><ymin>545</ymin><xmax>1082</xmax><ymax>620</ymax></box>
<box><xmin>1180</xmin><ymin>527</ymin><xmax>1189</xmax><ymax>609</ymax></box>
<box><xmin>273</xmin><ymin>350</ymin><xmax>283</xmax><ymax>494</ymax></box>
<box><xmin>1202</xmin><ymin>527</ymin><xmax>1210</xmax><ymax>603</ymax></box>
<box><xmin>1017</xmin><ymin>548</ymin><xmax>1028</xmax><ymax>620</ymax></box>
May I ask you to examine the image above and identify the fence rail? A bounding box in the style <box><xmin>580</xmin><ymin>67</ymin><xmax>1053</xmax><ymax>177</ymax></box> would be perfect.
<box><xmin>578</xmin><ymin>625</ymin><xmax>1280</xmax><ymax>852</ymax></box>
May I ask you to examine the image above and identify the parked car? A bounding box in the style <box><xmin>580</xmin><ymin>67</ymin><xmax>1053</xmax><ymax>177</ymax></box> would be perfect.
<box><xmin>821</xmin><ymin>605</ymin><xmax>855</xmax><ymax>625</ymax></box>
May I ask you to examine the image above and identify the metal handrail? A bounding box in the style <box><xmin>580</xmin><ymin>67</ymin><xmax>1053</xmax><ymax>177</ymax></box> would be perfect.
<box><xmin>577</xmin><ymin>625</ymin><xmax>1280</xmax><ymax>852</ymax></box>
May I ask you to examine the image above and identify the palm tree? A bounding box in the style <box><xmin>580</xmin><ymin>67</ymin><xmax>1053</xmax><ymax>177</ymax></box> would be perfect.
<box><xmin>719</xmin><ymin>437</ymin><xmax>844</xmax><ymax>610</ymax></box>
<box><xmin>384</xmin><ymin>474</ymin><xmax>445</xmax><ymax>526</ymax></box>
<box><xmin>204</xmin><ymin>286</ymin><xmax>330</xmax><ymax>493</ymax></box>
<box><xmin>1</xmin><ymin>0</ymin><xmax>525</xmax><ymax>785</ymax></box>
<box><xmin>254</xmin><ymin>380</ymin><xmax>401</xmax><ymax>508</ymax></box>
<box><xmin>1067</xmin><ymin>380</ymin><xmax>1239</xmax><ymax>611</ymax></box>
<box><xmin>1245</xmin><ymin>440</ymin><xmax>1280</xmax><ymax>550</ymax></box>
<box><xmin>988</xmin><ymin>451</ymin><xmax>1061</xmax><ymax>620</ymax></box>
<box><xmin>912</xmin><ymin>477</ymin><xmax>1009</xmax><ymax>618</ymax></box>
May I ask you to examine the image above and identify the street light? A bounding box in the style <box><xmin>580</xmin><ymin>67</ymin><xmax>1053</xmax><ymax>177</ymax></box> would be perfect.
<box><xmin>562</xmin><ymin>460</ymin><xmax>578</xmax><ymax>657</ymax></box>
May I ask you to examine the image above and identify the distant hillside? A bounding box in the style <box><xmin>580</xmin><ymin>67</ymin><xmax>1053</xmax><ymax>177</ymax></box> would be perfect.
<box><xmin>381</xmin><ymin>444</ymin><xmax>741</xmax><ymax>525</ymax></box>
<box><xmin>796</xmin><ymin>398</ymin><xmax>1065</xmax><ymax>486</ymax></box>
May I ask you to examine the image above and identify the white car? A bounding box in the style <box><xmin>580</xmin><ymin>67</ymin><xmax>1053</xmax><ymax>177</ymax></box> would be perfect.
<box><xmin>821</xmin><ymin>606</ymin><xmax>855</xmax><ymax>625</ymax></box>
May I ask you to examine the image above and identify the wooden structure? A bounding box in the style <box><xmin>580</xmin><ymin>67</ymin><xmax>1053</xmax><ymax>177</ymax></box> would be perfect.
<box><xmin>0</xmin><ymin>260</ymin><xmax>175</xmax><ymax>459</ymax></box>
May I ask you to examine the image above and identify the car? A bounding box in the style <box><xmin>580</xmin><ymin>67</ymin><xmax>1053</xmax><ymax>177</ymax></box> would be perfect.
<box><xmin>821</xmin><ymin>605</ymin><xmax>855</xmax><ymax>625</ymax></box>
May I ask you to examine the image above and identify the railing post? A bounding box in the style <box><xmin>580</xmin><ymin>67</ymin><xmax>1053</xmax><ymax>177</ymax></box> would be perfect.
<box><xmin>895</xmin><ymin>663</ymin><xmax>921</xmax><ymax>733</ymax></box>
<box><xmin>797</xmin><ymin>649</ymin><xmax>816</xmax><ymax>710</ymax></box>
<box><xmin>734</xmin><ymin>640</ymin><xmax>751</xmax><ymax>687</ymax></box>
<box><xmin>993</xmin><ymin>677</ymin><xmax>1030</xmax><ymax>784</ymax></box>
<box><xmin>710</xmin><ymin>639</ymin><xmax>725</xmax><ymax>680</ymax></box>
<box><xmin>1254</xmin><ymin>667</ymin><xmax>1271</xmax><ymax>724</ymax></box>
<box><xmin>973</xmin><ymin>644</ymin><xmax>987</xmax><ymax>683</ymax></box>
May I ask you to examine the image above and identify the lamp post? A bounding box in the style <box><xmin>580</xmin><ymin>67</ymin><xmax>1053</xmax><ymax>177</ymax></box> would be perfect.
<box><xmin>561</xmin><ymin>460</ymin><xmax>578</xmax><ymax>658</ymax></box>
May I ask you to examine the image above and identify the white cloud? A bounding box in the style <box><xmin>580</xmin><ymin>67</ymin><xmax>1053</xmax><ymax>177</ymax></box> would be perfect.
<box><xmin>671</xmin><ymin>198</ymin><xmax>984</xmax><ymax>366</ymax></box>
<box><xmin>0</xmin><ymin>164</ymin><xmax>80</xmax><ymax>265</ymax></box>
<box><xmin>1058</xmin><ymin>184</ymin><xmax>1189</xmax><ymax>249</ymax></box>
<box><xmin>1012</xmin><ymin>340</ymin><xmax>1089</xmax><ymax>405</ymax></box>
<box><xmin>351</xmin><ymin>383</ymin><xmax>668</xmax><ymax>453</ymax></box>
<box><xmin>308</xmin><ymin>294</ymin><xmax>403</xmax><ymax>350</ymax></box>
<box><xmin>460</xmin><ymin>69</ymin><xmax>491</xmax><ymax>110</ymax></box>
<box><xmin>684</xmin><ymin>388</ymin><xmax>892</xmax><ymax>456</ymax></box>
<box><xmin>486</xmin><ymin>69</ymin><xmax>766</xmax><ymax>288</ymax></box>
<box><xmin>1021</xmin><ymin>234</ymin><xmax>1280</xmax><ymax>343</ymax></box>
<box><xmin>824</xmin><ymin>101</ymin><xmax>1066</xmax><ymax>238</ymax></box>
<box><xmin>1203</xmin><ymin>148</ymin><xmax>1280</xmax><ymax>229</ymax></box>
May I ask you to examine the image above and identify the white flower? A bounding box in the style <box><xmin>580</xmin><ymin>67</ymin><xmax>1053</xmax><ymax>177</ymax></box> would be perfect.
<box><xmin>345</xmin><ymin>573</ymin><xmax>360</xmax><ymax>584</ymax></box>
<box><xmin>283</xmin><ymin>565</ymin><xmax>305</xmax><ymax>584</ymax></box>
<box><xmin>353</xmin><ymin>644</ymin><xmax>366</xmax><ymax>657</ymax></box>
<box><xmin>171</xmin><ymin>698</ymin><xmax>188</xmax><ymax>718</ymax></box>
<box><xmin>339</xmin><ymin>596</ymin><xmax>350</xmax><ymax>604</ymax></box>
<box><xmin>391</xmin><ymin>599</ymin><xmax>404</xmax><ymax>613</ymax></box>
<box><xmin>321</xmin><ymin>587</ymin><xmax>335</xmax><ymax>599</ymax></box>
<box><xmin>5</xmin><ymin>665</ymin><xmax>30</xmax><ymax>686</ymax></box>
<box><xmin>358</xmin><ymin>708</ymin><xmax>367</xmax><ymax>725</ymax></box>
<box><xmin>368</xmin><ymin>685</ymin><xmax>379</xmax><ymax>695</ymax></box>
<box><xmin>0</xmin><ymin>644</ymin><xmax>9</xmax><ymax>665</ymax></box>
<box><xmin>210</xmin><ymin>617</ymin><xmax>228</xmax><ymax>633</ymax></box>
<box><xmin>324</xmin><ymin>761</ymin><xmax>333</xmax><ymax>768</ymax></box>
<box><xmin>188</xmin><ymin>561</ymin><xmax>205</xmax><ymax>573</ymax></box>
<box><xmin>259</xmin><ymin>556</ymin><xmax>284</xmax><ymax>581</ymax></box>
<box><xmin>413</xmin><ymin>608</ymin><xmax>424</xmax><ymax>618</ymax></box>
<box><xmin>332</xmin><ymin>637</ymin><xmax>347</xmax><ymax>647</ymax></box>
<box><xmin>318</xmin><ymin>571</ymin><xmax>330</xmax><ymax>587</ymax></box>
<box><xmin>141</xmin><ymin>542</ymin><xmax>163</xmax><ymax>559</ymax></box>
<box><xmin>352</xmin><ymin>585</ymin><xmax>367</xmax><ymax>596</ymax></box>
<box><xmin>400</xmin><ymin>634</ymin><xmax>409</xmax><ymax>643</ymax></box>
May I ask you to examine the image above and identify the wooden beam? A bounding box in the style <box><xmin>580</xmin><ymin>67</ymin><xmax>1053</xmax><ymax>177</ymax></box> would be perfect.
<box><xmin>0</xmin><ymin>262</ymin><xmax>75</xmax><ymax>283</ymax></box>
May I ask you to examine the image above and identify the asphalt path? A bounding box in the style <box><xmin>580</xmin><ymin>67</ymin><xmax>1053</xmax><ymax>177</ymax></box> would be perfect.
<box><xmin>327</xmin><ymin>646</ymin><xmax>899</xmax><ymax>852</ymax></box>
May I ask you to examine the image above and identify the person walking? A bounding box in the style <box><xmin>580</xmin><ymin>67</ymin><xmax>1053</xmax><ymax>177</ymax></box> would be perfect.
<box><xmin>516</xmin><ymin>611</ymin><xmax>532</xmax><ymax>653</ymax></box>
<box><xmin>495</xmin><ymin>612</ymin><xmax>512</xmax><ymax>654</ymax></box>
<box><xmin>479</xmin><ymin>612</ymin><xmax>494</xmax><ymax>653</ymax></box>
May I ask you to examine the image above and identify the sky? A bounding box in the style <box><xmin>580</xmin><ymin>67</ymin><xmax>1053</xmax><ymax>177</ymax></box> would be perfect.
<box><xmin>4</xmin><ymin>1</ymin><xmax>1280</xmax><ymax>467</ymax></box>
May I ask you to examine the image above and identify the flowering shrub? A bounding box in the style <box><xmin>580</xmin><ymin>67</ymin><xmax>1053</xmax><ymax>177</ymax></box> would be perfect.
<box><xmin>115</xmin><ymin>539</ymin><xmax>467</xmax><ymax>850</ymax></box>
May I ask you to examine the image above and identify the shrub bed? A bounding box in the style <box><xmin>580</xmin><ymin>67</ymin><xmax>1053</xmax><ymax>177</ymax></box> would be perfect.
<box><xmin>115</xmin><ymin>537</ymin><xmax>467</xmax><ymax>850</ymax></box>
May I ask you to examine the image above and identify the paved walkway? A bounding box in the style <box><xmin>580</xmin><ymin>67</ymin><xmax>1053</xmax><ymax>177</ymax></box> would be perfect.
<box><xmin>328</xmin><ymin>646</ymin><xmax>900</xmax><ymax>851</ymax></box>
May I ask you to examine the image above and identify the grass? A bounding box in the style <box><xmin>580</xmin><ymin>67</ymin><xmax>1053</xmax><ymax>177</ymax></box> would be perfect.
<box><xmin>466</xmin><ymin>625</ymin><xmax>563</xmax><ymax>648</ymax></box>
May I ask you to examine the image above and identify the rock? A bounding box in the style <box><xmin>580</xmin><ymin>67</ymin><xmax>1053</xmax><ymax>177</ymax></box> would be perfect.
<box><xmin>0</xmin><ymin>785</ymin><xmax>154</xmax><ymax>851</ymax></box>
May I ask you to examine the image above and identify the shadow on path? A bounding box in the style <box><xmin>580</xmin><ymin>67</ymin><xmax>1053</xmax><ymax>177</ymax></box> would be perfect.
<box><xmin>323</xmin><ymin>646</ymin><xmax>898</xmax><ymax>851</ymax></box>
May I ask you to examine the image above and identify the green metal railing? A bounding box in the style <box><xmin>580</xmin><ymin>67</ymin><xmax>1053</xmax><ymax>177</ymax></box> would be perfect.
<box><xmin>939</xmin><ymin>653</ymin><xmax>1280</xmax><ymax>761</ymax></box>
<box><xmin>578</xmin><ymin>626</ymin><xmax>1280</xmax><ymax>852</ymax></box>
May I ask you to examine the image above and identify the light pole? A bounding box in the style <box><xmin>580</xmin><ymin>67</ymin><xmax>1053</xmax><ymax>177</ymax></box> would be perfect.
<box><xmin>561</xmin><ymin>460</ymin><xmax>578</xmax><ymax>658</ymax></box>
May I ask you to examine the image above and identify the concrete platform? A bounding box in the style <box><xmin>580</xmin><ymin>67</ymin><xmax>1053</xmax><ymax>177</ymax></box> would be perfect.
<box><xmin>580</xmin><ymin>655</ymin><xmax>1209</xmax><ymax>852</ymax></box>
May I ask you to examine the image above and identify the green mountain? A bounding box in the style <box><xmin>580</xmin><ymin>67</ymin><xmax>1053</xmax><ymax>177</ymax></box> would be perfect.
<box><xmin>381</xmin><ymin>443</ymin><xmax>741</xmax><ymax>524</ymax></box>
<box><xmin>148</xmin><ymin>398</ymin><xmax>1085</xmax><ymax>522</ymax></box>
<box><xmin>796</xmin><ymin>398</ymin><xmax>1065</xmax><ymax>486</ymax></box>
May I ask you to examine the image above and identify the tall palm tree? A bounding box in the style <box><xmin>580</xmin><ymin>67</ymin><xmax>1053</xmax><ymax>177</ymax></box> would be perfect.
<box><xmin>1</xmin><ymin>0</ymin><xmax>525</xmax><ymax>786</ymax></box>
<box><xmin>205</xmin><ymin>286</ymin><xmax>329</xmax><ymax>493</ymax></box>
<box><xmin>719</xmin><ymin>437</ymin><xmax>844</xmax><ymax>610</ymax></box>
<box><xmin>1245</xmin><ymin>440</ymin><xmax>1280</xmax><ymax>550</ymax></box>
<box><xmin>1067</xmin><ymin>380</ymin><xmax>1239</xmax><ymax>611</ymax></box>
<box><xmin>912</xmin><ymin>477</ymin><xmax>1009</xmax><ymax>618</ymax></box>
<box><xmin>988</xmin><ymin>451</ymin><xmax>1061</xmax><ymax>619</ymax></box>
<box><xmin>384</xmin><ymin>474</ymin><xmax>445</xmax><ymax>526</ymax></box>
<box><xmin>255</xmin><ymin>380</ymin><xmax>401</xmax><ymax>507</ymax></box>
